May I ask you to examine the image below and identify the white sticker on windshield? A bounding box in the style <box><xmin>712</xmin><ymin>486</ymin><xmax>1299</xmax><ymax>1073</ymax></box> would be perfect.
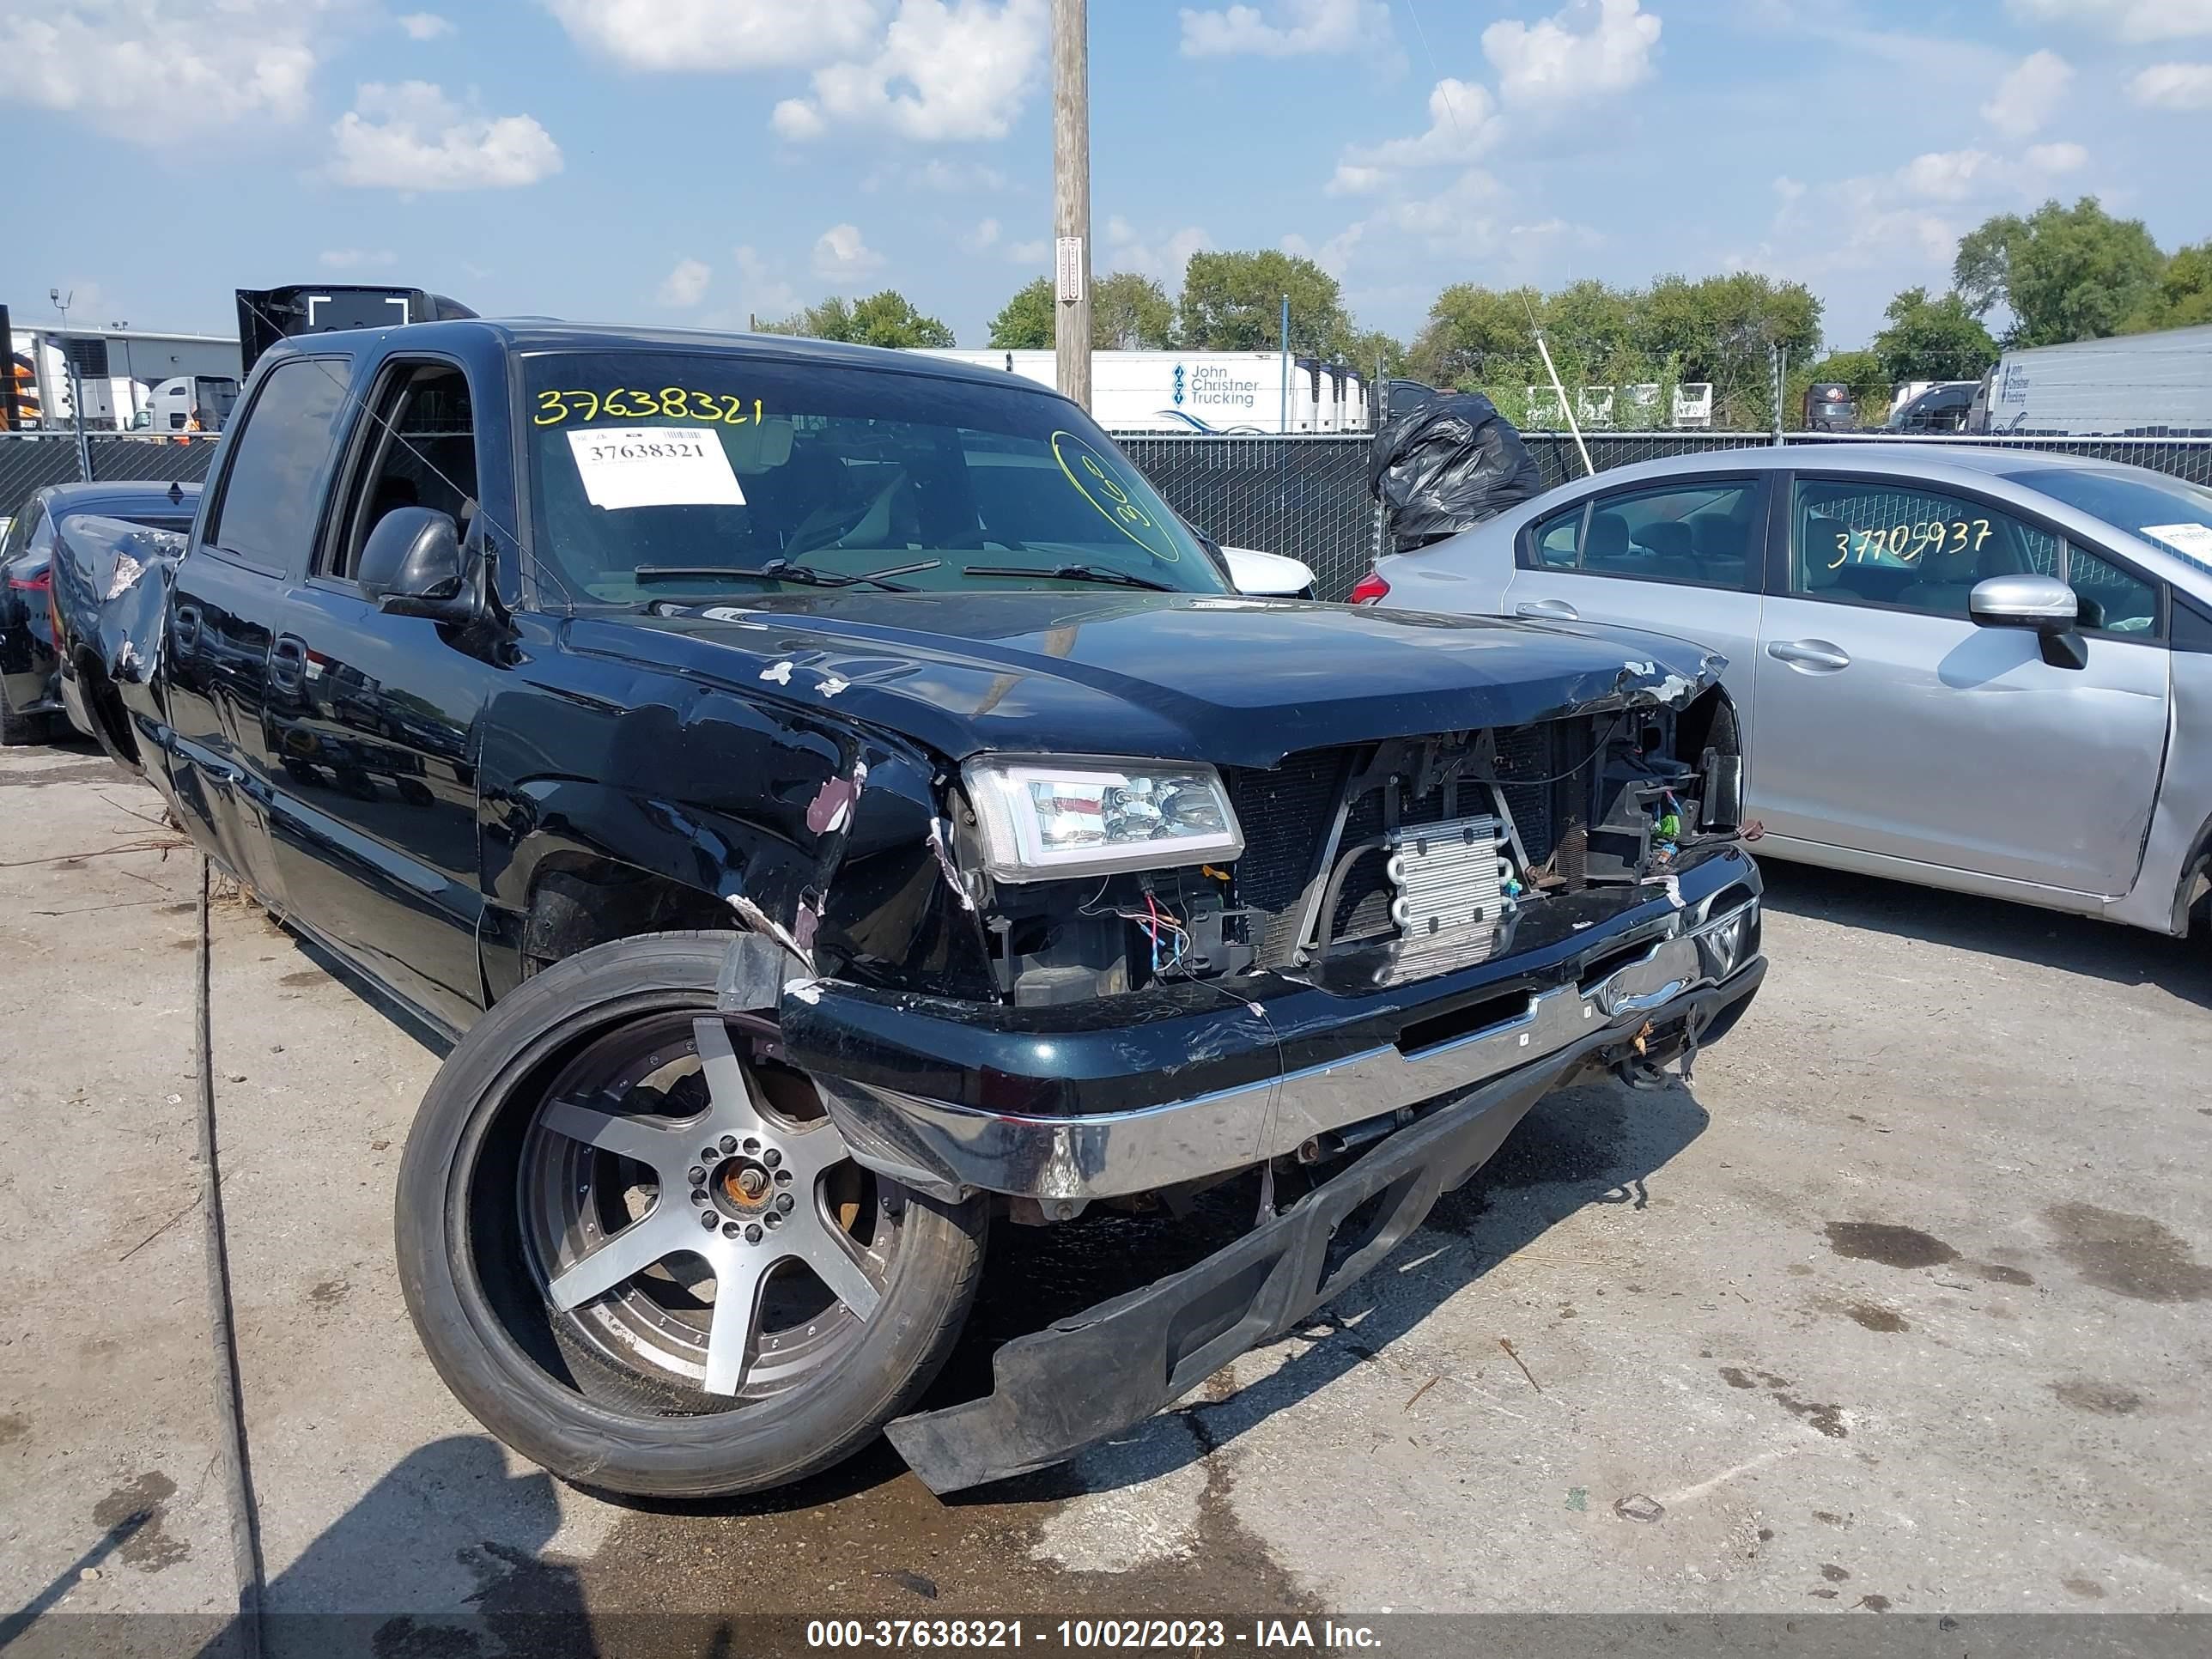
<box><xmin>565</xmin><ymin>427</ymin><xmax>744</xmax><ymax>512</ymax></box>
<box><xmin>2142</xmin><ymin>523</ymin><xmax>2212</xmax><ymax>563</ymax></box>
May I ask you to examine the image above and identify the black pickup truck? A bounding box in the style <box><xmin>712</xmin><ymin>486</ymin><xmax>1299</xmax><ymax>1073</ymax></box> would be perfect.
<box><xmin>76</xmin><ymin>319</ymin><xmax>1765</xmax><ymax>1498</ymax></box>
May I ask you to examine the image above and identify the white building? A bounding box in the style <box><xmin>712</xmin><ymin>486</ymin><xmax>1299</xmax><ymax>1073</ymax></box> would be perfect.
<box><xmin>9</xmin><ymin>325</ymin><xmax>241</xmax><ymax>430</ymax></box>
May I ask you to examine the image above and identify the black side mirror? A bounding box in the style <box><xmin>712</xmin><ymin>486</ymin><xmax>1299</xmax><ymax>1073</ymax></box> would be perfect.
<box><xmin>358</xmin><ymin>507</ymin><xmax>474</xmax><ymax>623</ymax></box>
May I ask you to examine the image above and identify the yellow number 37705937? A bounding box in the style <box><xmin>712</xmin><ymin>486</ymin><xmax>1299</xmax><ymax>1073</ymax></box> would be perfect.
<box><xmin>534</xmin><ymin>388</ymin><xmax>763</xmax><ymax>427</ymax></box>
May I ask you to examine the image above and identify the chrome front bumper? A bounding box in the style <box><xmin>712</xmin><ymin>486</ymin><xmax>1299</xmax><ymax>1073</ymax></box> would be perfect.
<box><xmin>803</xmin><ymin>893</ymin><xmax>1763</xmax><ymax>1209</ymax></box>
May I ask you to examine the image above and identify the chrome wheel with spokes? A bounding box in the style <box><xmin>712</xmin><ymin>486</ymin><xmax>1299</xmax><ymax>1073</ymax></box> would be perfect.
<box><xmin>397</xmin><ymin>932</ymin><xmax>987</xmax><ymax>1498</ymax></box>
<box><xmin>524</xmin><ymin>1011</ymin><xmax>893</xmax><ymax>1405</ymax></box>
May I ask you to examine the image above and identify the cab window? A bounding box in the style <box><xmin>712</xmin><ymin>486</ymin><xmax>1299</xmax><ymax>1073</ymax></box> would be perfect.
<box><xmin>325</xmin><ymin>362</ymin><xmax>479</xmax><ymax>581</ymax></box>
<box><xmin>205</xmin><ymin>358</ymin><xmax>352</xmax><ymax>573</ymax></box>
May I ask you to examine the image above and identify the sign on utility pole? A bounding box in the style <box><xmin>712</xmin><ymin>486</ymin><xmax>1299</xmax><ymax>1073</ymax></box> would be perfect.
<box><xmin>1053</xmin><ymin>0</ymin><xmax>1092</xmax><ymax>411</ymax></box>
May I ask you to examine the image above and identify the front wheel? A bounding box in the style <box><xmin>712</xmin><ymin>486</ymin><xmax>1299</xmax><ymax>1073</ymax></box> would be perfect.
<box><xmin>395</xmin><ymin>932</ymin><xmax>987</xmax><ymax>1498</ymax></box>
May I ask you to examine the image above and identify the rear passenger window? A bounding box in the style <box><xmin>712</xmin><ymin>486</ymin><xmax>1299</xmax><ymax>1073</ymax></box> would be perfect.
<box><xmin>1530</xmin><ymin>504</ymin><xmax>1581</xmax><ymax>568</ymax></box>
<box><xmin>207</xmin><ymin>358</ymin><xmax>351</xmax><ymax>571</ymax></box>
<box><xmin>1791</xmin><ymin>479</ymin><xmax>2060</xmax><ymax>618</ymax></box>
<box><xmin>1544</xmin><ymin>482</ymin><xmax>1759</xmax><ymax>589</ymax></box>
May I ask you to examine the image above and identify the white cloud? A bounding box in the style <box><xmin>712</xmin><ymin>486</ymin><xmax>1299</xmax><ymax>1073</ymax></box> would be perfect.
<box><xmin>657</xmin><ymin>257</ymin><xmax>712</xmax><ymax>307</ymax></box>
<box><xmin>2130</xmin><ymin>60</ymin><xmax>2212</xmax><ymax>106</ymax></box>
<box><xmin>398</xmin><ymin>11</ymin><xmax>453</xmax><ymax>39</ymax></box>
<box><xmin>1103</xmin><ymin>216</ymin><xmax>1211</xmax><ymax>283</ymax></box>
<box><xmin>2</xmin><ymin>0</ymin><xmax>334</xmax><ymax>139</ymax></box>
<box><xmin>1340</xmin><ymin>78</ymin><xmax>1499</xmax><ymax>176</ymax></box>
<box><xmin>1481</xmin><ymin>0</ymin><xmax>1660</xmax><ymax>107</ymax></box>
<box><xmin>963</xmin><ymin>217</ymin><xmax>1001</xmax><ymax>252</ymax></box>
<box><xmin>811</xmin><ymin>223</ymin><xmax>885</xmax><ymax>283</ymax></box>
<box><xmin>1178</xmin><ymin>0</ymin><xmax>1388</xmax><ymax>58</ymax></box>
<box><xmin>1007</xmin><ymin>238</ymin><xmax>1050</xmax><ymax>264</ymax></box>
<box><xmin>773</xmin><ymin>0</ymin><xmax>1047</xmax><ymax>143</ymax></box>
<box><xmin>331</xmin><ymin>81</ymin><xmax>562</xmax><ymax>191</ymax></box>
<box><xmin>1898</xmin><ymin>148</ymin><xmax>1996</xmax><ymax>201</ymax></box>
<box><xmin>2025</xmin><ymin>140</ymin><xmax>2088</xmax><ymax>172</ymax></box>
<box><xmin>1979</xmin><ymin>50</ymin><xmax>2071</xmax><ymax>137</ymax></box>
<box><xmin>543</xmin><ymin>0</ymin><xmax>880</xmax><ymax>70</ymax></box>
<box><xmin>319</xmin><ymin>247</ymin><xmax>398</xmax><ymax>270</ymax></box>
<box><xmin>1325</xmin><ymin>164</ymin><xmax>1389</xmax><ymax>197</ymax></box>
<box><xmin>2005</xmin><ymin>0</ymin><xmax>2212</xmax><ymax>42</ymax></box>
<box><xmin>733</xmin><ymin>245</ymin><xmax>799</xmax><ymax>323</ymax></box>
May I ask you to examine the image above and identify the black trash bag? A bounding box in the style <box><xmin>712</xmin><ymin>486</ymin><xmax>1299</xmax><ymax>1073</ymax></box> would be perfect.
<box><xmin>1368</xmin><ymin>392</ymin><xmax>1545</xmax><ymax>553</ymax></box>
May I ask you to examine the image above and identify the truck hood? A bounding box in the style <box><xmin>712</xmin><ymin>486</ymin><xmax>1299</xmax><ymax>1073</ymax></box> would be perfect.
<box><xmin>562</xmin><ymin>591</ymin><xmax>1723</xmax><ymax>769</ymax></box>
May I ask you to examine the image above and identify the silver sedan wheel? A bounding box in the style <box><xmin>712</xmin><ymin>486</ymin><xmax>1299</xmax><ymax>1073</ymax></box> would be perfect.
<box><xmin>520</xmin><ymin>1012</ymin><xmax>896</xmax><ymax>1402</ymax></box>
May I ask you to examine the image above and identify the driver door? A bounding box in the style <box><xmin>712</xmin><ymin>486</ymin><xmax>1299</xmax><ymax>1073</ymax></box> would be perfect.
<box><xmin>1749</xmin><ymin>472</ymin><xmax>2168</xmax><ymax>896</ymax></box>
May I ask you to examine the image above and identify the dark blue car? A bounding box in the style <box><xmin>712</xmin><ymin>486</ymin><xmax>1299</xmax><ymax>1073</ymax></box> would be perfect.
<box><xmin>0</xmin><ymin>480</ymin><xmax>198</xmax><ymax>744</ymax></box>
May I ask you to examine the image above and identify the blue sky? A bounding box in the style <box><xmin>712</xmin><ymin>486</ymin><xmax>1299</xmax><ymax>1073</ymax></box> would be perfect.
<box><xmin>4</xmin><ymin>0</ymin><xmax>2209</xmax><ymax>356</ymax></box>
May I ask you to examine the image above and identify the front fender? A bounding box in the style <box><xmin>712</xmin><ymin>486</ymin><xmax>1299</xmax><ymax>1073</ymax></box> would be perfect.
<box><xmin>477</xmin><ymin>674</ymin><xmax>994</xmax><ymax>1001</ymax></box>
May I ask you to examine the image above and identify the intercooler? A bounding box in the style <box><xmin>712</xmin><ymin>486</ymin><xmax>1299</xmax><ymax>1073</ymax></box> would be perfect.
<box><xmin>1223</xmin><ymin>716</ymin><xmax>1598</xmax><ymax>966</ymax></box>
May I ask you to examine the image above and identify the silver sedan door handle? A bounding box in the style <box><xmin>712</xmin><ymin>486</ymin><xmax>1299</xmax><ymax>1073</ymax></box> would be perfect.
<box><xmin>1515</xmin><ymin>599</ymin><xmax>1579</xmax><ymax>621</ymax></box>
<box><xmin>1766</xmin><ymin>638</ymin><xmax>1851</xmax><ymax>672</ymax></box>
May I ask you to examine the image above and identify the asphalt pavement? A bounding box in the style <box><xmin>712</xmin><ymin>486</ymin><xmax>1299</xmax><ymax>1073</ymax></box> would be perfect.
<box><xmin>3</xmin><ymin>740</ymin><xmax>2208</xmax><ymax>1654</ymax></box>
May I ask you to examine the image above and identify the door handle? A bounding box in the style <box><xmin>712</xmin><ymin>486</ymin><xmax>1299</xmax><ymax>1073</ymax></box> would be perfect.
<box><xmin>173</xmin><ymin>605</ymin><xmax>200</xmax><ymax>652</ymax></box>
<box><xmin>269</xmin><ymin>634</ymin><xmax>307</xmax><ymax>691</ymax></box>
<box><xmin>1766</xmin><ymin>639</ymin><xmax>1851</xmax><ymax>672</ymax></box>
<box><xmin>1516</xmin><ymin>599</ymin><xmax>1580</xmax><ymax>621</ymax></box>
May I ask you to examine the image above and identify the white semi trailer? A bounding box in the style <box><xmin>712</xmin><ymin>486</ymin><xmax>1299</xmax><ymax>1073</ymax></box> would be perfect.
<box><xmin>1974</xmin><ymin>322</ymin><xmax>2212</xmax><ymax>436</ymax></box>
<box><xmin>914</xmin><ymin>349</ymin><xmax>1367</xmax><ymax>434</ymax></box>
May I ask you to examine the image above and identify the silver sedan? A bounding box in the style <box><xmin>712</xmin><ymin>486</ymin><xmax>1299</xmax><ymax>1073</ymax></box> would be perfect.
<box><xmin>1370</xmin><ymin>444</ymin><xmax>2212</xmax><ymax>937</ymax></box>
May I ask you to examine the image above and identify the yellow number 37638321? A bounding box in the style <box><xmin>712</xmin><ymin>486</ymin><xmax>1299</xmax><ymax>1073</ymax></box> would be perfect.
<box><xmin>534</xmin><ymin>388</ymin><xmax>763</xmax><ymax>427</ymax></box>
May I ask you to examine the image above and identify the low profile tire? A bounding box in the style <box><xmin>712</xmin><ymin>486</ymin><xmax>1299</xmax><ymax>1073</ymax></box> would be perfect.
<box><xmin>395</xmin><ymin>931</ymin><xmax>988</xmax><ymax>1499</ymax></box>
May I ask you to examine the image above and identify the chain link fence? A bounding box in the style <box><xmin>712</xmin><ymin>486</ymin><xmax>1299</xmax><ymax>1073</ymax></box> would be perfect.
<box><xmin>1115</xmin><ymin>434</ymin><xmax>1379</xmax><ymax>603</ymax></box>
<box><xmin>9</xmin><ymin>427</ymin><xmax>2209</xmax><ymax>604</ymax></box>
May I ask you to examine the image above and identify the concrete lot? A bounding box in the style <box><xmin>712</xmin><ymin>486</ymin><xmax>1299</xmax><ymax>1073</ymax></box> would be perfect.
<box><xmin>3</xmin><ymin>738</ymin><xmax>2209</xmax><ymax>1648</ymax></box>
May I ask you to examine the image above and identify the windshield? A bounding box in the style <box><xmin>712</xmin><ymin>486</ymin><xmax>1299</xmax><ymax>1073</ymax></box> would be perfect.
<box><xmin>2013</xmin><ymin>467</ymin><xmax>2212</xmax><ymax>570</ymax></box>
<box><xmin>520</xmin><ymin>350</ymin><xmax>1225</xmax><ymax>605</ymax></box>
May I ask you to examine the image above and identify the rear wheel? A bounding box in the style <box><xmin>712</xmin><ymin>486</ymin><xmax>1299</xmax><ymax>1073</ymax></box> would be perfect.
<box><xmin>396</xmin><ymin>932</ymin><xmax>987</xmax><ymax>1498</ymax></box>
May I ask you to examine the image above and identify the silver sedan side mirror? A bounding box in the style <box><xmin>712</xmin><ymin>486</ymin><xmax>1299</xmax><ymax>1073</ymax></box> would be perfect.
<box><xmin>1969</xmin><ymin>574</ymin><xmax>2077</xmax><ymax>633</ymax></box>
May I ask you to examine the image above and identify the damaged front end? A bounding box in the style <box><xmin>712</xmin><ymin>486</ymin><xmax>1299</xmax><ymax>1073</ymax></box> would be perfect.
<box><xmin>47</xmin><ymin>514</ymin><xmax>185</xmax><ymax>770</ymax></box>
<box><xmin>736</xmin><ymin>648</ymin><xmax>1764</xmax><ymax>1492</ymax></box>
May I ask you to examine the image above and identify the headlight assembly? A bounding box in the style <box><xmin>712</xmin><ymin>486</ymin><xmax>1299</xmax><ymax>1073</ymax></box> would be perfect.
<box><xmin>963</xmin><ymin>757</ymin><xmax>1245</xmax><ymax>884</ymax></box>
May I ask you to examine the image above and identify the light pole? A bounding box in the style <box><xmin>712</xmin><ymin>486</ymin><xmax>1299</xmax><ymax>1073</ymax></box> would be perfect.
<box><xmin>1052</xmin><ymin>0</ymin><xmax>1092</xmax><ymax>411</ymax></box>
<box><xmin>112</xmin><ymin>322</ymin><xmax>140</xmax><ymax>426</ymax></box>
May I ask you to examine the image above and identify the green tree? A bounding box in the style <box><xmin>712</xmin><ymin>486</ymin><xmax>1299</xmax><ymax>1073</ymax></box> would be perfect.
<box><xmin>1177</xmin><ymin>250</ymin><xmax>1352</xmax><ymax>356</ymax></box>
<box><xmin>987</xmin><ymin>277</ymin><xmax>1055</xmax><ymax>349</ymax></box>
<box><xmin>1093</xmin><ymin>270</ymin><xmax>1176</xmax><ymax>349</ymax></box>
<box><xmin>1346</xmin><ymin>326</ymin><xmax>1407</xmax><ymax>380</ymax></box>
<box><xmin>1407</xmin><ymin>283</ymin><xmax>1542</xmax><ymax>391</ymax></box>
<box><xmin>1871</xmin><ymin>287</ymin><xmax>1998</xmax><ymax>384</ymax></box>
<box><xmin>761</xmin><ymin>291</ymin><xmax>956</xmax><ymax>349</ymax></box>
<box><xmin>1636</xmin><ymin>273</ymin><xmax>1822</xmax><ymax>427</ymax></box>
<box><xmin>2121</xmin><ymin>240</ymin><xmax>2212</xmax><ymax>334</ymax></box>
<box><xmin>1953</xmin><ymin>197</ymin><xmax>2166</xmax><ymax>347</ymax></box>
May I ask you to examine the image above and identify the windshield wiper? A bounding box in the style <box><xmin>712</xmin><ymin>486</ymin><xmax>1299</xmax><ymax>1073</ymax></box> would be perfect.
<box><xmin>961</xmin><ymin>562</ymin><xmax>1176</xmax><ymax>592</ymax></box>
<box><xmin>632</xmin><ymin>558</ymin><xmax>940</xmax><ymax>592</ymax></box>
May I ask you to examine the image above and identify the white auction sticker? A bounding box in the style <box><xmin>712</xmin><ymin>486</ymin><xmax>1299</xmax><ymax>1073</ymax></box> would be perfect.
<box><xmin>566</xmin><ymin>427</ymin><xmax>745</xmax><ymax>512</ymax></box>
<box><xmin>2141</xmin><ymin>522</ymin><xmax>2212</xmax><ymax>564</ymax></box>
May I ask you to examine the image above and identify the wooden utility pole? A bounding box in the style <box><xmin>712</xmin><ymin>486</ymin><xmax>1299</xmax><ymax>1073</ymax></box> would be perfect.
<box><xmin>1052</xmin><ymin>0</ymin><xmax>1092</xmax><ymax>410</ymax></box>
